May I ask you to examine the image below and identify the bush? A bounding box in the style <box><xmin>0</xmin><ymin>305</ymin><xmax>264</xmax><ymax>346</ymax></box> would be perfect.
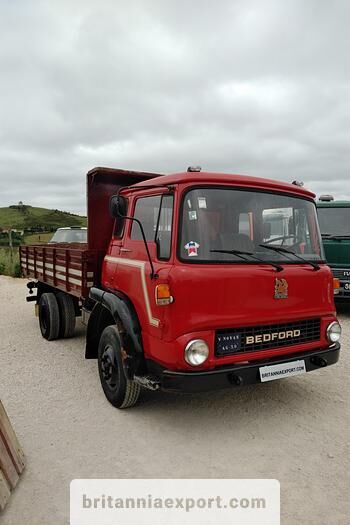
<box><xmin>13</xmin><ymin>262</ymin><xmax>22</xmax><ymax>278</ymax></box>
<box><xmin>0</xmin><ymin>248</ymin><xmax>21</xmax><ymax>277</ymax></box>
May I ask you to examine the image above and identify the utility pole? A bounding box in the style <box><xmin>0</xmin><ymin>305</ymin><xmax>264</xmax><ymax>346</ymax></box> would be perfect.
<box><xmin>8</xmin><ymin>228</ymin><xmax>13</xmax><ymax>261</ymax></box>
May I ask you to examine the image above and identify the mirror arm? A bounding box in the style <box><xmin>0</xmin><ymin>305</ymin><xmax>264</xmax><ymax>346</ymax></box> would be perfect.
<box><xmin>155</xmin><ymin>235</ymin><xmax>161</xmax><ymax>260</ymax></box>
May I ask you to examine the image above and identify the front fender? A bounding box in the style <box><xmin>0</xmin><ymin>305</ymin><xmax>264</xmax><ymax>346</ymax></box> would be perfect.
<box><xmin>86</xmin><ymin>288</ymin><xmax>144</xmax><ymax>377</ymax></box>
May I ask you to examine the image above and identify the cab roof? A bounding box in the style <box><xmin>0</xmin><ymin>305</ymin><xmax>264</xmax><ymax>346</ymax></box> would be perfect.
<box><xmin>131</xmin><ymin>171</ymin><xmax>316</xmax><ymax>199</ymax></box>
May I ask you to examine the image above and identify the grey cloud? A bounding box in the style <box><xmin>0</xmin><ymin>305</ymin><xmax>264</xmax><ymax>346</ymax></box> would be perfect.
<box><xmin>1</xmin><ymin>0</ymin><xmax>350</xmax><ymax>214</ymax></box>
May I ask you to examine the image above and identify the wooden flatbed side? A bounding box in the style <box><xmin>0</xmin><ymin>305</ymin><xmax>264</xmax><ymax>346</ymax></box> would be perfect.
<box><xmin>19</xmin><ymin>244</ymin><xmax>100</xmax><ymax>299</ymax></box>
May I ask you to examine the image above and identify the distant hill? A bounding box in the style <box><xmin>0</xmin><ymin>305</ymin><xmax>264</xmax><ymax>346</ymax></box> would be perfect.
<box><xmin>0</xmin><ymin>203</ymin><xmax>87</xmax><ymax>231</ymax></box>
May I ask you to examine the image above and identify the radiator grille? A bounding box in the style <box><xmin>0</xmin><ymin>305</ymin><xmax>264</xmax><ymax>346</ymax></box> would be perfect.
<box><xmin>215</xmin><ymin>318</ymin><xmax>321</xmax><ymax>356</ymax></box>
<box><xmin>332</xmin><ymin>268</ymin><xmax>350</xmax><ymax>280</ymax></box>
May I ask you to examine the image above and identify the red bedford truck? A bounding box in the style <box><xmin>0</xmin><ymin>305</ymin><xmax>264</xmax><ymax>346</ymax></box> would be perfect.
<box><xmin>20</xmin><ymin>166</ymin><xmax>341</xmax><ymax>408</ymax></box>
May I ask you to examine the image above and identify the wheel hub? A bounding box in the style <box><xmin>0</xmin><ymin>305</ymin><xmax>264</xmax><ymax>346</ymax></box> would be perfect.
<box><xmin>101</xmin><ymin>345</ymin><xmax>119</xmax><ymax>389</ymax></box>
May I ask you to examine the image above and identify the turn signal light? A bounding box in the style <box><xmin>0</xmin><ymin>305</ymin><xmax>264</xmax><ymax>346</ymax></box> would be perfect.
<box><xmin>333</xmin><ymin>278</ymin><xmax>340</xmax><ymax>295</ymax></box>
<box><xmin>155</xmin><ymin>284</ymin><xmax>173</xmax><ymax>306</ymax></box>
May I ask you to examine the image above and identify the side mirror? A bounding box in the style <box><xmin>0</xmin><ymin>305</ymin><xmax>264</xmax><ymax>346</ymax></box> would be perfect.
<box><xmin>109</xmin><ymin>195</ymin><xmax>127</xmax><ymax>219</ymax></box>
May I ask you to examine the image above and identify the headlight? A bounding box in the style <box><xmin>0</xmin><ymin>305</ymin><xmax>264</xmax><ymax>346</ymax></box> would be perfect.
<box><xmin>184</xmin><ymin>339</ymin><xmax>209</xmax><ymax>366</ymax></box>
<box><xmin>326</xmin><ymin>321</ymin><xmax>341</xmax><ymax>343</ymax></box>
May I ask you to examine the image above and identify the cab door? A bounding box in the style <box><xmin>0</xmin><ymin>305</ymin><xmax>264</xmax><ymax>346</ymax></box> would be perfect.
<box><xmin>113</xmin><ymin>192</ymin><xmax>175</xmax><ymax>339</ymax></box>
<box><xmin>102</xmin><ymin>200</ymin><xmax>128</xmax><ymax>290</ymax></box>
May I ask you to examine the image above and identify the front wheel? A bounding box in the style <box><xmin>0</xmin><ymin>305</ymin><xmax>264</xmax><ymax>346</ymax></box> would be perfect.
<box><xmin>98</xmin><ymin>325</ymin><xmax>141</xmax><ymax>409</ymax></box>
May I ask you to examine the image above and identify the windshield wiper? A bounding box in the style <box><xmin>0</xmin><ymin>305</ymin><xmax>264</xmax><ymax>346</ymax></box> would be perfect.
<box><xmin>210</xmin><ymin>249</ymin><xmax>283</xmax><ymax>272</ymax></box>
<box><xmin>259</xmin><ymin>244</ymin><xmax>321</xmax><ymax>271</ymax></box>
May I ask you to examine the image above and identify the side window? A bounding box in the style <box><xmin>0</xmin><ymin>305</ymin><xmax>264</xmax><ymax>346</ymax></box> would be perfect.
<box><xmin>131</xmin><ymin>195</ymin><xmax>161</xmax><ymax>241</ymax></box>
<box><xmin>156</xmin><ymin>194</ymin><xmax>174</xmax><ymax>260</ymax></box>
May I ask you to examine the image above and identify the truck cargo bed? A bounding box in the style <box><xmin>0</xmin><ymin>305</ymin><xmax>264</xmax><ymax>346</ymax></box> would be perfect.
<box><xmin>19</xmin><ymin>244</ymin><xmax>100</xmax><ymax>299</ymax></box>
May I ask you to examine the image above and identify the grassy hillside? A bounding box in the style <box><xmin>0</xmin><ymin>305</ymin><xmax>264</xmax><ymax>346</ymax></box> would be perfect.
<box><xmin>0</xmin><ymin>204</ymin><xmax>86</xmax><ymax>230</ymax></box>
<box><xmin>0</xmin><ymin>204</ymin><xmax>87</xmax><ymax>276</ymax></box>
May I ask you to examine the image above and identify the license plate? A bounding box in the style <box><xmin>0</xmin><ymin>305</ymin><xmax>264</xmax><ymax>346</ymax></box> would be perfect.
<box><xmin>259</xmin><ymin>359</ymin><xmax>306</xmax><ymax>382</ymax></box>
<box><xmin>343</xmin><ymin>282</ymin><xmax>350</xmax><ymax>294</ymax></box>
<box><xmin>216</xmin><ymin>333</ymin><xmax>242</xmax><ymax>355</ymax></box>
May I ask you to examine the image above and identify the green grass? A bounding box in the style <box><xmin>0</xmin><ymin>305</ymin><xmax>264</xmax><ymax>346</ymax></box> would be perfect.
<box><xmin>0</xmin><ymin>248</ymin><xmax>21</xmax><ymax>277</ymax></box>
<box><xmin>0</xmin><ymin>204</ymin><xmax>86</xmax><ymax>230</ymax></box>
<box><xmin>23</xmin><ymin>232</ymin><xmax>53</xmax><ymax>244</ymax></box>
<box><xmin>0</xmin><ymin>232</ymin><xmax>60</xmax><ymax>247</ymax></box>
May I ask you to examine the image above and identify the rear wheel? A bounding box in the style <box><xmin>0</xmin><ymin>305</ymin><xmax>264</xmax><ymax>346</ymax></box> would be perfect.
<box><xmin>57</xmin><ymin>292</ymin><xmax>76</xmax><ymax>338</ymax></box>
<box><xmin>38</xmin><ymin>293</ymin><xmax>60</xmax><ymax>340</ymax></box>
<box><xmin>98</xmin><ymin>325</ymin><xmax>141</xmax><ymax>409</ymax></box>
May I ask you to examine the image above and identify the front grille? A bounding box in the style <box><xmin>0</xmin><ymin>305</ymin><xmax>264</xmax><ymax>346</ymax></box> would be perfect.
<box><xmin>215</xmin><ymin>318</ymin><xmax>321</xmax><ymax>357</ymax></box>
<box><xmin>332</xmin><ymin>268</ymin><xmax>350</xmax><ymax>280</ymax></box>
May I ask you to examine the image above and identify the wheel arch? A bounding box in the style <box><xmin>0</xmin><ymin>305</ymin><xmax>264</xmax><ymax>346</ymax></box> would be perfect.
<box><xmin>85</xmin><ymin>287</ymin><xmax>144</xmax><ymax>374</ymax></box>
<box><xmin>36</xmin><ymin>281</ymin><xmax>57</xmax><ymax>302</ymax></box>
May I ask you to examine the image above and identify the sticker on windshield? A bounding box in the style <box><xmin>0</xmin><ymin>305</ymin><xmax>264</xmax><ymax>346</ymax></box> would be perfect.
<box><xmin>189</xmin><ymin>211</ymin><xmax>197</xmax><ymax>221</ymax></box>
<box><xmin>185</xmin><ymin>241</ymin><xmax>200</xmax><ymax>257</ymax></box>
<box><xmin>198</xmin><ymin>197</ymin><xmax>207</xmax><ymax>209</ymax></box>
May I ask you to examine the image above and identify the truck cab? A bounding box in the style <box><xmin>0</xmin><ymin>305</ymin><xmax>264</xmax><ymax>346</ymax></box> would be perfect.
<box><xmin>317</xmin><ymin>195</ymin><xmax>350</xmax><ymax>301</ymax></box>
<box><xmin>90</xmin><ymin>169</ymin><xmax>340</xmax><ymax>407</ymax></box>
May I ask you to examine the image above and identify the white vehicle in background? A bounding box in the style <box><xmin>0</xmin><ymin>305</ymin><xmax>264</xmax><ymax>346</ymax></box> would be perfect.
<box><xmin>263</xmin><ymin>209</ymin><xmax>291</xmax><ymax>242</ymax></box>
<box><xmin>49</xmin><ymin>227</ymin><xmax>87</xmax><ymax>244</ymax></box>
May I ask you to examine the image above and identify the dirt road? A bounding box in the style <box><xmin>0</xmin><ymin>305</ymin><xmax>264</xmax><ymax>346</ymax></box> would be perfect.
<box><xmin>0</xmin><ymin>276</ymin><xmax>349</xmax><ymax>524</ymax></box>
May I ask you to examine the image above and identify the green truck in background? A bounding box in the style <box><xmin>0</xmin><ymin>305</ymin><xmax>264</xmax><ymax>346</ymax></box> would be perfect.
<box><xmin>317</xmin><ymin>195</ymin><xmax>350</xmax><ymax>302</ymax></box>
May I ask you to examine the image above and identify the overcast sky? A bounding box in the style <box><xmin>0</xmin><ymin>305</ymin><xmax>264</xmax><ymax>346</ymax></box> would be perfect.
<box><xmin>1</xmin><ymin>0</ymin><xmax>349</xmax><ymax>214</ymax></box>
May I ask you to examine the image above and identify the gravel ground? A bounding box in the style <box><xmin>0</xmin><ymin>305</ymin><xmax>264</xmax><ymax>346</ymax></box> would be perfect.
<box><xmin>0</xmin><ymin>275</ymin><xmax>349</xmax><ymax>525</ymax></box>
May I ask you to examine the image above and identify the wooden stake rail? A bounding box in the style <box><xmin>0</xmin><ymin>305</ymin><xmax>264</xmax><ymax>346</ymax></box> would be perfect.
<box><xmin>0</xmin><ymin>402</ymin><xmax>25</xmax><ymax>511</ymax></box>
<box><xmin>19</xmin><ymin>244</ymin><xmax>100</xmax><ymax>299</ymax></box>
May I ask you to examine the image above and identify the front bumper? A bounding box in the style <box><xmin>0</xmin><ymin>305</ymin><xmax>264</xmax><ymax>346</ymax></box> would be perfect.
<box><xmin>159</xmin><ymin>343</ymin><xmax>340</xmax><ymax>393</ymax></box>
<box><xmin>335</xmin><ymin>293</ymin><xmax>350</xmax><ymax>302</ymax></box>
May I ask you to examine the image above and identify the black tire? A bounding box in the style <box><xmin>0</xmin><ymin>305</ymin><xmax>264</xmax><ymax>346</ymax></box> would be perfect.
<box><xmin>98</xmin><ymin>325</ymin><xmax>141</xmax><ymax>409</ymax></box>
<box><xmin>57</xmin><ymin>292</ymin><xmax>76</xmax><ymax>338</ymax></box>
<box><xmin>39</xmin><ymin>293</ymin><xmax>60</xmax><ymax>341</ymax></box>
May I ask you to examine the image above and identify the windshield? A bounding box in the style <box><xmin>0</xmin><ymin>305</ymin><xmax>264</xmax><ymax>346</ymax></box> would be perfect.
<box><xmin>50</xmin><ymin>229</ymin><xmax>87</xmax><ymax>243</ymax></box>
<box><xmin>180</xmin><ymin>188</ymin><xmax>324</xmax><ymax>263</ymax></box>
<box><xmin>317</xmin><ymin>207</ymin><xmax>350</xmax><ymax>236</ymax></box>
